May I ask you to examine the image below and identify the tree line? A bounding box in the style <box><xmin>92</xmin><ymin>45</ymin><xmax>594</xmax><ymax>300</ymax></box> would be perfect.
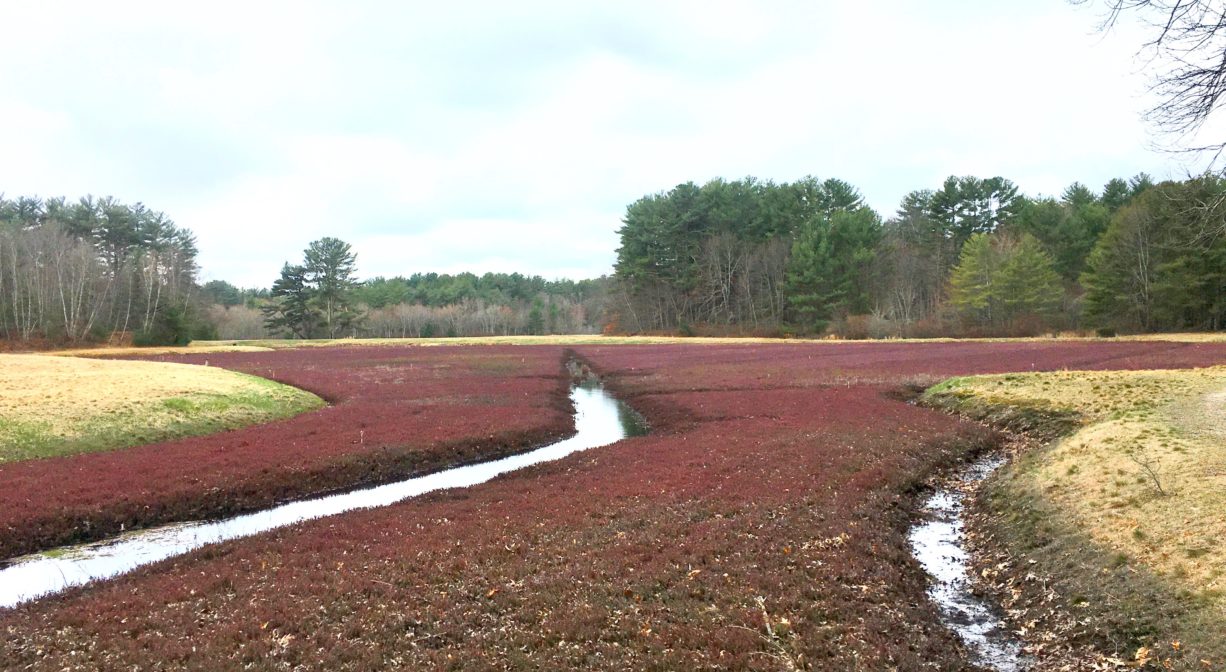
<box><xmin>206</xmin><ymin>241</ymin><xmax>610</xmax><ymax>341</ymax></box>
<box><xmin>356</xmin><ymin>273</ymin><xmax>607</xmax><ymax>338</ymax></box>
<box><xmin>0</xmin><ymin>194</ymin><xmax>208</xmax><ymax>345</ymax></box>
<box><xmin>612</xmin><ymin>177</ymin><xmax>864</xmax><ymax>333</ymax></box>
<box><xmin>612</xmin><ymin>173</ymin><xmax>1225</xmax><ymax>336</ymax></box>
<box><xmin>5</xmin><ymin>172</ymin><xmax>1222</xmax><ymax>347</ymax></box>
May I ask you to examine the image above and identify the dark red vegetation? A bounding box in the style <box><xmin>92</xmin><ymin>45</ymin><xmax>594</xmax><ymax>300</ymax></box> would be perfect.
<box><xmin>2</xmin><ymin>340</ymin><xmax>1225</xmax><ymax>670</ymax></box>
<box><xmin>0</xmin><ymin>346</ymin><xmax>574</xmax><ymax>558</ymax></box>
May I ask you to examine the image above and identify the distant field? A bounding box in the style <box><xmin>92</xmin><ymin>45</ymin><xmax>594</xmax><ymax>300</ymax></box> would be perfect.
<box><xmin>0</xmin><ymin>354</ymin><xmax>324</xmax><ymax>463</ymax></box>
<box><xmin>49</xmin><ymin>335</ymin><xmax>799</xmax><ymax>356</ymax></box>
<box><xmin>180</xmin><ymin>331</ymin><xmax>1226</xmax><ymax>348</ymax></box>
<box><xmin>39</xmin><ymin>330</ymin><xmax>1226</xmax><ymax>359</ymax></box>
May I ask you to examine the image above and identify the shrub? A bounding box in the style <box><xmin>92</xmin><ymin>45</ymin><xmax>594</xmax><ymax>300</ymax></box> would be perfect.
<box><xmin>831</xmin><ymin>315</ymin><xmax>871</xmax><ymax>340</ymax></box>
<box><xmin>905</xmin><ymin>316</ymin><xmax>952</xmax><ymax>339</ymax></box>
<box><xmin>829</xmin><ymin>314</ymin><xmax>899</xmax><ymax>340</ymax></box>
<box><xmin>134</xmin><ymin>305</ymin><xmax>193</xmax><ymax>346</ymax></box>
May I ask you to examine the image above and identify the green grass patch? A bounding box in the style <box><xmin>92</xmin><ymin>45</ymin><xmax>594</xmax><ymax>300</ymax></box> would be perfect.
<box><xmin>0</xmin><ymin>372</ymin><xmax>324</xmax><ymax>463</ymax></box>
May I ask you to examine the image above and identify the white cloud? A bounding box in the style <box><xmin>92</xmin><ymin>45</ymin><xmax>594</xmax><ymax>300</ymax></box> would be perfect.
<box><xmin>0</xmin><ymin>0</ymin><xmax>1203</xmax><ymax>286</ymax></box>
<box><xmin>354</xmin><ymin>211</ymin><xmax>622</xmax><ymax>282</ymax></box>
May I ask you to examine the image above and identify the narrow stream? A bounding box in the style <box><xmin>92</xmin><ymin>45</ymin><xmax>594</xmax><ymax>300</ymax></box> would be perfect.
<box><xmin>0</xmin><ymin>381</ymin><xmax>646</xmax><ymax>609</ymax></box>
<box><xmin>908</xmin><ymin>454</ymin><xmax>1031</xmax><ymax>671</ymax></box>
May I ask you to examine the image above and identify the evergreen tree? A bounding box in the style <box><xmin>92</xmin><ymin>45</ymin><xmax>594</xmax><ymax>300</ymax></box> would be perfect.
<box><xmin>817</xmin><ymin>178</ymin><xmax>866</xmax><ymax>216</ymax></box>
<box><xmin>201</xmin><ymin>280</ymin><xmax>243</xmax><ymax>307</ymax></box>
<box><xmin>927</xmin><ymin>175</ymin><xmax>1021</xmax><ymax>256</ymax></box>
<box><xmin>1061</xmin><ymin>182</ymin><xmax>1097</xmax><ymax>209</ymax></box>
<box><xmin>995</xmin><ymin>234</ymin><xmax>1063</xmax><ymax>321</ymax></box>
<box><xmin>262</xmin><ymin>263</ymin><xmax>315</xmax><ymax>338</ymax></box>
<box><xmin>784</xmin><ymin>207</ymin><xmax>881</xmax><ymax>332</ymax></box>
<box><xmin>1084</xmin><ymin>177</ymin><xmax>1226</xmax><ymax>331</ymax></box>
<box><xmin>304</xmin><ymin>237</ymin><xmax>360</xmax><ymax>338</ymax></box>
<box><xmin>948</xmin><ymin>233</ymin><xmax>999</xmax><ymax>325</ymax></box>
<box><xmin>1100</xmin><ymin>178</ymin><xmax>1131</xmax><ymax>214</ymax></box>
<box><xmin>949</xmin><ymin>232</ymin><xmax>1061</xmax><ymax>328</ymax></box>
<box><xmin>1082</xmin><ymin>201</ymin><xmax>1159</xmax><ymax>331</ymax></box>
<box><xmin>526</xmin><ymin>298</ymin><xmax>545</xmax><ymax>335</ymax></box>
<box><xmin>1015</xmin><ymin>196</ymin><xmax>1110</xmax><ymax>282</ymax></box>
<box><xmin>1129</xmin><ymin>173</ymin><xmax>1155</xmax><ymax>197</ymax></box>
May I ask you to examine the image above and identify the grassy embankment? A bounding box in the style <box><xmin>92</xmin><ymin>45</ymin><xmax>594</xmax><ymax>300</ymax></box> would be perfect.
<box><xmin>0</xmin><ymin>354</ymin><xmax>324</xmax><ymax>463</ymax></box>
<box><xmin>925</xmin><ymin>366</ymin><xmax>1226</xmax><ymax>669</ymax></box>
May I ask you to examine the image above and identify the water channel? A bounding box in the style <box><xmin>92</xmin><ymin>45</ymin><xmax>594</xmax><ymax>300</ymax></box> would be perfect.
<box><xmin>908</xmin><ymin>454</ymin><xmax>1032</xmax><ymax>671</ymax></box>
<box><xmin>0</xmin><ymin>381</ymin><xmax>646</xmax><ymax>609</ymax></box>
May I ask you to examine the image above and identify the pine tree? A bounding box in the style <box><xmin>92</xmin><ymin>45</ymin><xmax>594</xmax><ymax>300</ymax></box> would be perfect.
<box><xmin>949</xmin><ymin>232</ymin><xmax>1062</xmax><ymax>329</ymax></box>
<box><xmin>304</xmin><ymin>237</ymin><xmax>360</xmax><ymax>338</ymax></box>
<box><xmin>526</xmin><ymin>298</ymin><xmax>545</xmax><ymax>335</ymax></box>
<box><xmin>262</xmin><ymin>263</ymin><xmax>315</xmax><ymax>338</ymax></box>
<box><xmin>784</xmin><ymin>208</ymin><xmax>880</xmax><ymax>332</ymax></box>
<box><xmin>948</xmin><ymin>233</ymin><xmax>998</xmax><ymax>325</ymax></box>
<box><xmin>1100</xmin><ymin>178</ymin><xmax>1131</xmax><ymax>214</ymax></box>
<box><xmin>996</xmin><ymin>234</ymin><xmax>1063</xmax><ymax>321</ymax></box>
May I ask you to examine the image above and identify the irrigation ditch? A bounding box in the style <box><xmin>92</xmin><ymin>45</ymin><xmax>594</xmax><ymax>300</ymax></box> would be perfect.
<box><xmin>0</xmin><ymin>367</ymin><xmax>647</xmax><ymax>609</ymax></box>
<box><xmin>909</xmin><ymin>453</ymin><xmax>1033</xmax><ymax>671</ymax></box>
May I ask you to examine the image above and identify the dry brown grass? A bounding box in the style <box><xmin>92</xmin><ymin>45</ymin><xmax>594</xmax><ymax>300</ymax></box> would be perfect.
<box><xmin>49</xmin><ymin>343</ymin><xmax>274</xmax><ymax>357</ymax></box>
<box><xmin>224</xmin><ymin>335</ymin><xmax>809</xmax><ymax>348</ymax></box>
<box><xmin>0</xmin><ymin>354</ymin><xmax>323</xmax><ymax>462</ymax></box>
<box><xmin>17</xmin><ymin>331</ymin><xmax>1224</xmax><ymax>358</ymax></box>
<box><xmin>229</xmin><ymin>332</ymin><xmax>1226</xmax><ymax>347</ymax></box>
<box><xmin>931</xmin><ymin>366</ymin><xmax>1226</xmax><ymax>613</ymax></box>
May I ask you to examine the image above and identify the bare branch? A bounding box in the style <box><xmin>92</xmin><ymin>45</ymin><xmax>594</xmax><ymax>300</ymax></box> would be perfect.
<box><xmin>1078</xmin><ymin>1</ymin><xmax>1226</xmax><ymax>156</ymax></box>
<box><xmin>1128</xmin><ymin>450</ymin><xmax>1169</xmax><ymax>496</ymax></box>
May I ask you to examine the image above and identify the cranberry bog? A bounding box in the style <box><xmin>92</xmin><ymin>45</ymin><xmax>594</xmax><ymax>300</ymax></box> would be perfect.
<box><xmin>0</xmin><ymin>346</ymin><xmax>573</xmax><ymax>558</ymax></box>
<box><xmin>3</xmin><ymin>340</ymin><xmax>1225</xmax><ymax>670</ymax></box>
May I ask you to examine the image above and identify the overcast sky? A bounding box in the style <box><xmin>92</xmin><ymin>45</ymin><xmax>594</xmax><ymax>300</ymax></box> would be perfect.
<box><xmin>0</xmin><ymin>1</ymin><xmax>1206</xmax><ymax>287</ymax></box>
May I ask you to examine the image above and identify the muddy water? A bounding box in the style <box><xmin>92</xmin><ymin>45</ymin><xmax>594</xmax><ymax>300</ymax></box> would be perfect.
<box><xmin>0</xmin><ymin>382</ymin><xmax>646</xmax><ymax>609</ymax></box>
<box><xmin>908</xmin><ymin>455</ymin><xmax>1031</xmax><ymax>671</ymax></box>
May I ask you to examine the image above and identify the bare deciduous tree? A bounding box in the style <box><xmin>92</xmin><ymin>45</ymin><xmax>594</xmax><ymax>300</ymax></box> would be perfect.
<box><xmin>1</xmin><ymin>195</ymin><xmax>202</xmax><ymax>344</ymax></box>
<box><xmin>1078</xmin><ymin>2</ymin><xmax>1226</xmax><ymax>239</ymax></box>
<box><xmin>1083</xmin><ymin>1</ymin><xmax>1226</xmax><ymax>148</ymax></box>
